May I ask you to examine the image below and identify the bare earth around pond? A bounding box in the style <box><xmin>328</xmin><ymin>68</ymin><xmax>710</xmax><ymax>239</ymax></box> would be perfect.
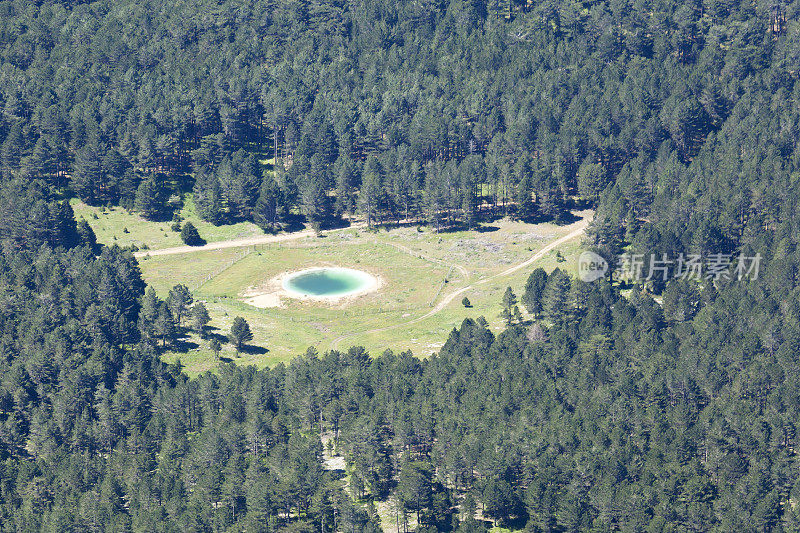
<box><xmin>244</xmin><ymin>266</ymin><xmax>382</xmax><ymax>308</ymax></box>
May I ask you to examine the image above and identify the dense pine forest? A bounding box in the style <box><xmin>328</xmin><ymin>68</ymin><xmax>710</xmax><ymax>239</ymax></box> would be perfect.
<box><xmin>2</xmin><ymin>0</ymin><xmax>800</xmax><ymax>530</ymax></box>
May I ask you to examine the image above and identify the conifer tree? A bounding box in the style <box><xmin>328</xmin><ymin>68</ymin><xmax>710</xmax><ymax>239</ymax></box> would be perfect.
<box><xmin>229</xmin><ymin>316</ymin><xmax>253</xmax><ymax>352</ymax></box>
<box><xmin>191</xmin><ymin>303</ymin><xmax>211</xmax><ymax>338</ymax></box>
<box><xmin>134</xmin><ymin>175</ymin><xmax>167</xmax><ymax>221</ymax></box>
<box><xmin>167</xmin><ymin>284</ymin><xmax>193</xmax><ymax>328</ymax></box>
<box><xmin>500</xmin><ymin>287</ymin><xmax>519</xmax><ymax>326</ymax></box>
<box><xmin>522</xmin><ymin>268</ymin><xmax>548</xmax><ymax>317</ymax></box>
<box><xmin>180</xmin><ymin>222</ymin><xmax>203</xmax><ymax>246</ymax></box>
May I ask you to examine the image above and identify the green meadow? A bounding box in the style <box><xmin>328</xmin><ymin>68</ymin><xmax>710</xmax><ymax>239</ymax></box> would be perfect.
<box><xmin>82</xmin><ymin>204</ymin><xmax>589</xmax><ymax>376</ymax></box>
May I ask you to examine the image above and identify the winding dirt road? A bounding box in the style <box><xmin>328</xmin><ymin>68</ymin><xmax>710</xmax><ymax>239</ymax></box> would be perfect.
<box><xmin>328</xmin><ymin>217</ymin><xmax>590</xmax><ymax>350</ymax></box>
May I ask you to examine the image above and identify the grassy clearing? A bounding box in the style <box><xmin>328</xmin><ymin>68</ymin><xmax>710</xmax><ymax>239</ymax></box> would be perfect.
<box><xmin>79</xmin><ymin>201</ymin><xmax>590</xmax><ymax>374</ymax></box>
<box><xmin>138</xmin><ymin>247</ymin><xmax>254</xmax><ymax>294</ymax></box>
<box><xmin>126</xmin><ymin>212</ymin><xmax>590</xmax><ymax>374</ymax></box>
<box><xmin>73</xmin><ymin>195</ymin><xmax>263</xmax><ymax>251</ymax></box>
<box><xmin>370</xmin><ymin>218</ymin><xmax>559</xmax><ymax>276</ymax></box>
<box><xmin>347</xmin><ymin>238</ymin><xmax>582</xmax><ymax>356</ymax></box>
<box><xmin>147</xmin><ymin>236</ymin><xmax>455</xmax><ymax>372</ymax></box>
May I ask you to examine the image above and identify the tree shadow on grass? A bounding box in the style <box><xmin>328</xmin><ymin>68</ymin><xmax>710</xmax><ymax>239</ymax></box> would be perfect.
<box><xmin>321</xmin><ymin>216</ymin><xmax>353</xmax><ymax>231</ymax></box>
<box><xmin>173</xmin><ymin>339</ymin><xmax>200</xmax><ymax>351</ymax></box>
<box><xmin>475</xmin><ymin>210</ymin><xmax>506</xmax><ymax>223</ymax></box>
<box><xmin>183</xmin><ymin>236</ymin><xmax>207</xmax><ymax>247</ymax></box>
<box><xmin>206</xmin><ymin>331</ymin><xmax>228</xmax><ymax>344</ymax></box>
<box><xmin>513</xmin><ymin>210</ymin><xmax>584</xmax><ymax>226</ymax></box>
<box><xmin>238</xmin><ymin>344</ymin><xmax>269</xmax><ymax>356</ymax></box>
<box><xmin>435</xmin><ymin>223</ymin><xmax>470</xmax><ymax>234</ymax></box>
<box><xmin>476</xmin><ymin>224</ymin><xmax>500</xmax><ymax>233</ymax></box>
<box><xmin>283</xmin><ymin>214</ymin><xmax>307</xmax><ymax>233</ymax></box>
<box><xmin>375</xmin><ymin>219</ymin><xmax>423</xmax><ymax>231</ymax></box>
<box><xmin>553</xmin><ymin>210</ymin><xmax>583</xmax><ymax>225</ymax></box>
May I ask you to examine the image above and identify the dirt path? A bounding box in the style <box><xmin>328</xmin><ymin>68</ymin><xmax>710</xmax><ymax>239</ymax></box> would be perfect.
<box><xmin>134</xmin><ymin>224</ymin><xmax>366</xmax><ymax>258</ymax></box>
<box><xmin>329</xmin><ymin>217</ymin><xmax>590</xmax><ymax>350</ymax></box>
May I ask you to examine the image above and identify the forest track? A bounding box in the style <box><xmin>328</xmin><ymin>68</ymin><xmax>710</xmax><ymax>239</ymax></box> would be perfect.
<box><xmin>328</xmin><ymin>217</ymin><xmax>590</xmax><ymax>350</ymax></box>
<box><xmin>133</xmin><ymin>224</ymin><xmax>365</xmax><ymax>258</ymax></box>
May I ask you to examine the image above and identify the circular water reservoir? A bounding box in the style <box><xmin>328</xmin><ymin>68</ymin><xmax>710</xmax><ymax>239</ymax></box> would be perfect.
<box><xmin>283</xmin><ymin>267</ymin><xmax>377</xmax><ymax>299</ymax></box>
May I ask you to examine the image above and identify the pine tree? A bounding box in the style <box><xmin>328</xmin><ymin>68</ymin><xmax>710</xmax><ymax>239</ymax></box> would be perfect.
<box><xmin>217</xmin><ymin>150</ymin><xmax>261</xmax><ymax>220</ymax></box>
<box><xmin>180</xmin><ymin>222</ymin><xmax>203</xmax><ymax>246</ymax></box>
<box><xmin>577</xmin><ymin>158</ymin><xmax>606</xmax><ymax>203</ymax></box>
<box><xmin>1</xmin><ymin>122</ymin><xmax>24</xmax><ymax>178</ymax></box>
<box><xmin>134</xmin><ymin>175</ymin><xmax>167</xmax><ymax>220</ymax></box>
<box><xmin>334</xmin><ymin>154</ymin><xmax>357</xmax><ymax>218</ymax></box>
<box><xmin>300</xmin><ymin>156</ymin><xmax>330</xmax><ymax>232</ymax></box>
<box><xmin>397</xmin><ymin>461</ymin><xmax>433</xmax><ymax>526</ymax></box>
<box><xmin>210</xmin><ymin>338</ymin><xmax>222</xmax><ymax>361</ymax></box>
<box><xmin>483</xmin><ymin>478</ymin><xmax>518</xmax><ymax>526</ymax></box>
<box><xmin>543</xmin><ymin>268</ymin><xmax>571</xmax><ymax>318</ymax></box>
<box><xmin>23</xmin><ymin>135</ymin><xmax>58</xmax><ymax>182</ymax></box>
<box><xmin>522</xmin><ymin>268</ymin><xmax>548</xmax><ymax>317</ymax></box>
<box><xmin>71</xmin><ymin>144</ymin><xmax>106</xmax><ymax>205</ymax></box>
<box><xmin>77</xmin><ymin>219</ymin><xmax>99</xmax><ymax>252</ymax></box>
<box><xmin>254</xmin><ymin>176</ymin><xmax>286</xmax><ymax>231</ymax></box>
<box><xmin>229</xmin><ymin>316</ymin><xmax>253</xmax><ymax>352</ymax></box>
<box><xmin>49</xmin><ymin>201</ymin><xmax>81</xmax><ymax>249</ymax></box>
<box><xmin>502</xmin><ymin>286</ymin><xmax>517</xmax><ymax>310</ymax></box>
<box><xmin>138</xmin><ymin>287</ymin><xmax>161</xmax><ymax>343</ymax></box>
<box><xmin>193</xmin><ymin>170</ymin><xmax>224</xmax><ymax>224</ymax></box>
<box><xmin>360</xmin><ymin>156</ymin><xmax>382</xmax><ymax>228</ymax></box>
<box><xmin>513</xmin><ymin>305</ymin><xmax>523</xmax><ymax>324</ymax></box>
<box><xmin>154</xmin><ymin>302</ymin><xmax>176</xmax><ymax>347</ymax></box>
<box><xmin>500</xmin><ymin>287</ymin><xmax>518</xmax><ymax>326</ymax></box>
<box><xmin>167</xmin><ymin>284</ymin><xmax>193</xmax><ymax>328</ymax></box>
<box><xmin>191</xmin><ymin>303</ymin><xmax>211</xmax><ymax>338</ymax></box>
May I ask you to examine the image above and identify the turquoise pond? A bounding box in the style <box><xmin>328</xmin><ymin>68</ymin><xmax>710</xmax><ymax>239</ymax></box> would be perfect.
<box><xmin>283</xmin><ymin>268</ymin><xmax>376</xmax><ymax>298</ymax></box>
